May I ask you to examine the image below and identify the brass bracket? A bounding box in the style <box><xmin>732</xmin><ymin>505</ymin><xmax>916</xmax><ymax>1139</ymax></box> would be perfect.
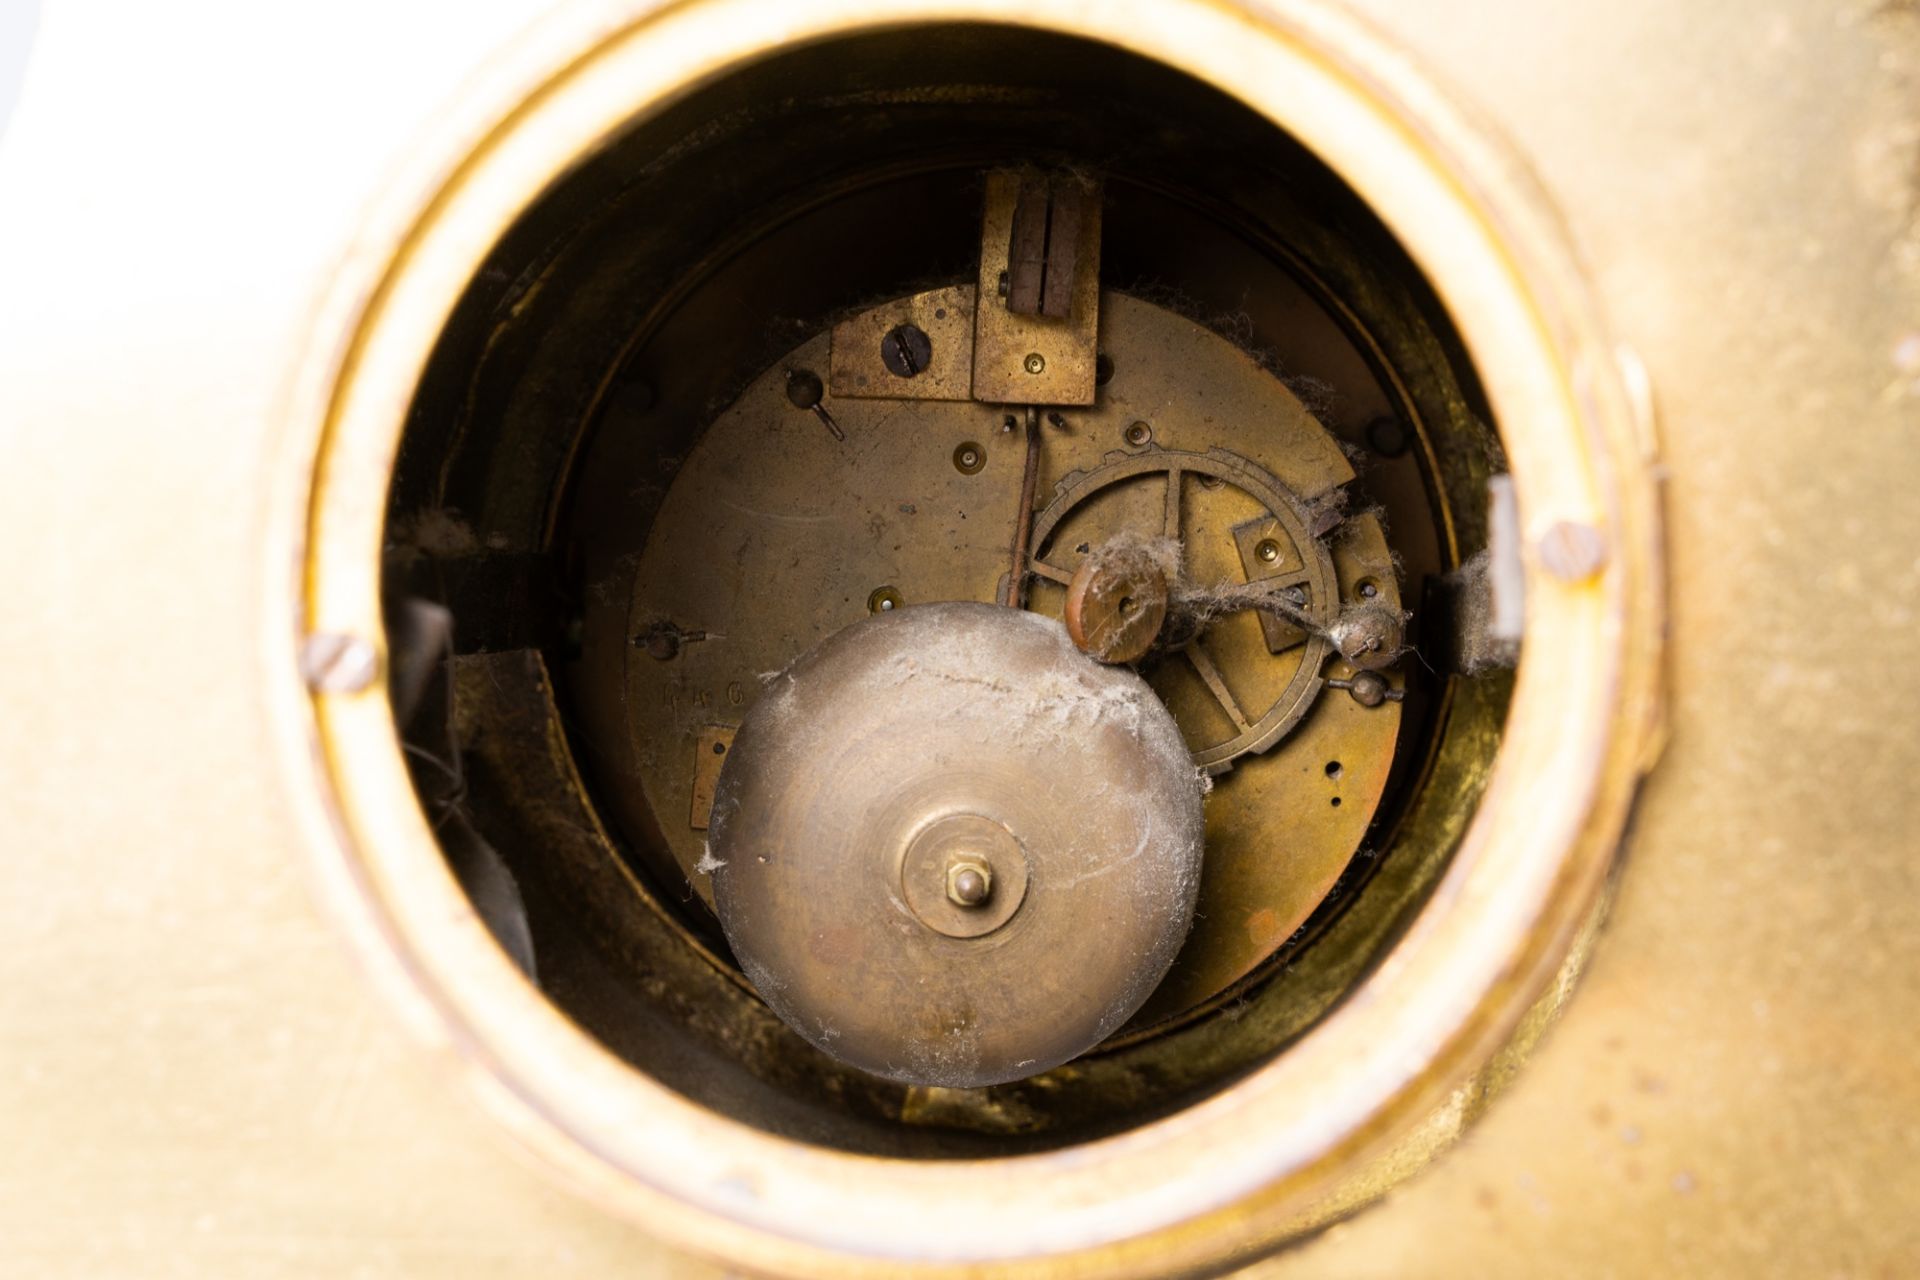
<box><xmin>971</xmin><ymin>170</ymin><xmax>1103</xmax><ymax>405</ymax></box>
<box><xmin>828</xmin><ymin>284</ymin><xmax>976</xmax><ymax>401</ymax></box>
<box><xmin>1231</xmin><ymin>514</ymin><xmax>1316</xmax><ymax>655</ymax></box>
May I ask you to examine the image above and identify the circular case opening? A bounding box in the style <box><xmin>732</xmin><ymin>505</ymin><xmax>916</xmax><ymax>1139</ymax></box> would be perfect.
<box><xmin>276</xmin><ymin>3</ymin><xmax>1663</xmax><ymax>1275</ymax></box>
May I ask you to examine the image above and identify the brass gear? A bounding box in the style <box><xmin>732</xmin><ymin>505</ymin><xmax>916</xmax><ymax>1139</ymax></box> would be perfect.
<box><xmin>1025</xmin><ymin>445</ymin><xmax>1340</xmax><ymax>773</ymax></box>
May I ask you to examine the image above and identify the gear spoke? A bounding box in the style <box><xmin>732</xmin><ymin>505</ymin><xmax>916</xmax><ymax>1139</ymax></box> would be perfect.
<box><xmin>1027</xmin><ymin>559</ymin><xmax>1073</xmax><ymax>585</ymax></box>
<box><xmin>1184</xmin><ymin>641</ymin><xmax>1253</xmax><ymax>734</ymax></box>
<box><xmin>1258</xmin><ymin>569</ymin><xmax>1312</xmax><ymax>594</ymax></box>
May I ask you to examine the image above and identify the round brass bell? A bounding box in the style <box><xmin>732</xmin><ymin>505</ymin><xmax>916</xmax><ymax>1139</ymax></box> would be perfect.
<box><xmin>708</xmin><ymin>601</ymin><xmax>1206</xmax><ymax>1087</ymax></box>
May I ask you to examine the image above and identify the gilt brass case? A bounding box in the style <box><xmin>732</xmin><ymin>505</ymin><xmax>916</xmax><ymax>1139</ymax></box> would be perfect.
<box><xmin>1</xmin><ymin>0</ymin><xmax>1914</xmax><ymax>1277</ymax></box>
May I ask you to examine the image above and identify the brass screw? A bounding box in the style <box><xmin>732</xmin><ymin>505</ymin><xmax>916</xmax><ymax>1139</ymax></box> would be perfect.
<box><xmin>947</xmin><ymin>858</ymin><xmax>993</xmax><ymax>907</ymax></box>
<box><xmin>881</xmin><ymin>323</ymin><xmax>933</xmax><ymax>379</ymax></box>
<box><xmin>1023</xmin><ymin>352</ymin><xmax>1046</xmax><ymax>375</ymax></box>
<box><xmin>1256</xmin><ymin>539</ymin><xmax>1281</xmax><ymax>563</ymax></box>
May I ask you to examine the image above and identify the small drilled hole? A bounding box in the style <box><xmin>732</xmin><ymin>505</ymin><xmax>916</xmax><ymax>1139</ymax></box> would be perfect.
<box><xmin>1330</xmin><ymin>796</ymin><xmax>1342</xmax><ymax>807</ymax></box>
<box><xmin>1325</xmin><ymin>761</ymin><xmax>1342</xmax><ymax>779</ymax></box>
<box><xmin>713</xmin><ymin>741</ymin><xmax>727</xmax><ymax>755</ymax></box>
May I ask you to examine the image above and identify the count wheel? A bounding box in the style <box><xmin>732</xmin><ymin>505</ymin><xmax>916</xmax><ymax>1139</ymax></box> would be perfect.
<box><xmin>1024</xmin><ymin>446</ymin><xmax>1340</xmax><ymax>773</ymax></box>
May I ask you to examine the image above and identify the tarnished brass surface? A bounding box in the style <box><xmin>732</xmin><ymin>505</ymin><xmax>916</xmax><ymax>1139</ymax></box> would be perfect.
<box><xmin>709</xmin><ymin>602</ymin><xmax>1206</xmax><ymax>1087</ymax></box>
<box><xmin>1</xmin><ymin>1</ymin><xmax>1911</xmax><ymax>1279</ymax></box>
<box><xmin>830</xmin><ymin>284</ymin><xmax>977</xmax><ymax>401</ymax></box>
<box><xmin>622</xmin><ymin>294</ymin><xmax>1403</xmax><ymax>1020</ymax></box>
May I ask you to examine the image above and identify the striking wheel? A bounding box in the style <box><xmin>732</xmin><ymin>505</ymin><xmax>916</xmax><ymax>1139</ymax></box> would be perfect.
<box><xmin>1026</xmin><ymin>445</ymin><xmax>1346</xmax><ymax>773</ymax></box>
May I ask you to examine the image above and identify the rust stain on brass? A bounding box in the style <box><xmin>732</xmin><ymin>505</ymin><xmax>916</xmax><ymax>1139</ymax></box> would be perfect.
<box><xmin>688</xmin><ymin>725</ymin><xmax>736</xmax><ymax>830</ymax></box>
